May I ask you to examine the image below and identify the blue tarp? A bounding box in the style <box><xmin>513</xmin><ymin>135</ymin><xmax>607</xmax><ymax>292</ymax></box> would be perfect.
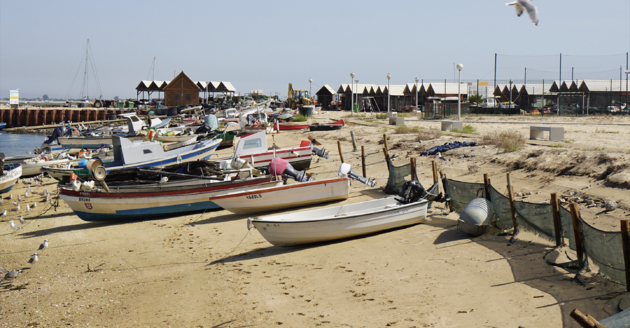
<box><xmin>420</xmin><ymin>141</ymin><xmax>478</xmax><ymax>156</ymax></box>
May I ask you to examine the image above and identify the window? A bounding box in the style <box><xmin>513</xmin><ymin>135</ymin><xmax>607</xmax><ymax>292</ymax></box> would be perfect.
<box><xmin>143</xmin><ymin>149</ymin><xmax>152</xmax><ymax>154</ymax></box>
<box><xmin>174</xmin><ymin>94</ymin><xmax>180</xmax><ymax>100</ymax></box>
<box><xmin>185</xmin><ymin>94</ymin><xmax>191</xmax><ymax>101</ymax></box>
<box><xmin>242</xmin><ymin>138</ymin><xmax>262</xmax><ymax>150</ymax></box>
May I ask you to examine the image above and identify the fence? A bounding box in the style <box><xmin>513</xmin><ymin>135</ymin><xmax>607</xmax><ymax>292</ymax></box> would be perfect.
<box><xmin>442</xmin><ymin>172</ymin><xmax>629</xmax><ymax>288</ymax></box>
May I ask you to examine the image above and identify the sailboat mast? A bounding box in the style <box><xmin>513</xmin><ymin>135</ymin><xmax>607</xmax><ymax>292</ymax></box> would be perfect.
<box><xmin>81</xmin><ymin>39</ymin><xmax>89</xmax><ymax>100</ymax></box>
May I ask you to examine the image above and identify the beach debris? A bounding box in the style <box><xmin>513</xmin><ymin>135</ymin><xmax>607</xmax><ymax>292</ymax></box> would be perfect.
<box><xmin>38</xmin><ymin>239</ymin><xmax>48</xmax><ymax>251</ymax></box>
<box><xmin>604</xmin><ymin>201</ymin><xmax>617</xmax><ymax>212</ymax></box>
<box><xmin>18</xmin><ymin>215</ymin><xmax>25</xmax><ymax>225</ymax></box>
<box><xmin>437</xmin><ymin>152</ymin><xmax>448</xmax><ymax>161</ymax></box>
<box><xmin>517</xmin><ymin>192</ymin><xmax>523</xmax><ymax>197</ymax></box>
<box><xmin>28</xmin><ymin>253</ymin><xmax>38</xmax><ymax>264</ymax></box>
<box><xmin>1</xmin><ymin>269</ymin><xmax>22</xmax><ymax>283</ymax></box>
<box><xmin>9</xmin><ymin>220</ymin><xmax>22</xmax><ymax>230</ymax></box>
<box><xmin>506</xmin><ymin>0</ymin><xmax>538</xmax><ymax>26</ymax></box>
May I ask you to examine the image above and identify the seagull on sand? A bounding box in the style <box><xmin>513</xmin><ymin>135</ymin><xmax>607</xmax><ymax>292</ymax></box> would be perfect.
<box><xmin>19</xmin><ymin>215</ymin><xmax>26</xmax><ymax>225</ymax></box>
<box><xmin>8</xmin><ymin>193</ymin><xmax>12</xmax><ymax>200</ymax></box>
<box><xmin>26</xmin><ymin>204</ymin><xmax>31</xmax><ymax>212</ymax></box>
<box><xmin>11</xmin><ymin>203</ymin><xmax>20</xmax><ymax>212</ymax></box>
<box><xmin>28</xmin><ymin>253</ymin><xmax>38</xmax><ymax>264</ymax></box>
<box><xmin>38</xmin><ymin>239</ymin><xmax>48</xmax><ymax>251</ymax></box>
<box><xmin>31</xmin><ymin>202</ymin><xmax>37</xmax><ymax>209</ymax></box>
<box><xmin>0</xmin><ymin>195</ymin><xmax>3</xmax><ymax>204</ymax></box>
<box><xmin>17</xmin><ymin>195</ymin><xmax>22</xmax><ymax>202</ymax></box>
<box><xmin>507</xmin><ymin>0</ymin><xmax>538</xmax><ymax>26</ymax></box>
<box><xmin>12</xmin><ymin>201</ymin><xmax>19</xmax><ymax>206</ymax></box>
<box><xmin>9</xmin><ymin>220</ymin><xmax>22</xmax><ymax>230</ymax></box>
<box><xmin>1</xmin><ymin>269</ymin><xmax>22</xmax><ymax>283</ymax></box>
<box><xmin>1</xmin><ymin>209</ymin><xmax>6</xmax><ymax>217</ymax></box>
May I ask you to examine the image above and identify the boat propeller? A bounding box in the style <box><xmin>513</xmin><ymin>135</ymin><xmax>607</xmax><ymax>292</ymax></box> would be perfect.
<box><xmin>338</xmin><ymin>163</ymin><xmax>376</xmax><ymax>187</ymax></box>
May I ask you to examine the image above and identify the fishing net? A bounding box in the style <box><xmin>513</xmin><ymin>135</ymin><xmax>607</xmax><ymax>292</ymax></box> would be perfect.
<box><xmin>443</xmin><ymin>177</ymin><xmax>626</xmax><ymax>286</ymax></box>
<box><xmin>581</xmin><ymin>220</ymin><xmax>626</xmax><ymax>285</ymax></box>
<box><xmin>443</xmin><ymin>179</ymin><xmax>485</xmax><ymax>213</ymax></box>
<box><xmin>489</xmin><ymin>185</ymin><xmax>513</xmax><ymax>230</ymax></box>
<box><xmin>384</xmin><ymin>160</ymin><xmax>413</xmax><ymax>194</ymax></box>
<box><xmin>514</xmin><ymin>201</ymin><xmax>555</xmax><ymax>242</ymax></box>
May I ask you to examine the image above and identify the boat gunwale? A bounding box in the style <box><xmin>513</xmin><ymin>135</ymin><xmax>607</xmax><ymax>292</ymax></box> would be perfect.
<box><xmin>209</xmin><ymin>177</ymin><xmax>349</xmax><ymax>200</ymax></box>
<box><xmin>252</xmin><ymin>198</ymin><xmax>428</xmax><ymax>224</ymax></box>
<box><xmin>59</xmin><ymin>176</ymin><xmax>275</xmax><ymax>198</ymax></box>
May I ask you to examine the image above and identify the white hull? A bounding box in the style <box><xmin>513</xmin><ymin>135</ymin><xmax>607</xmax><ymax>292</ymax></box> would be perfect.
<box><xmin>210</xmin><ymin>178</ymin><xmax>349</xmax><ymax>215</ymax></box>
<box><xmin>0</xmin><ymin>165</ymin><xmax>22</xmax><ymax>193</ymax></box>
<box><xmin>252</xmin><ymin>197</ymin><xmax>428</xmax><ymax>246</ymax></box>
<box><xmin>22</xmin><ymin>158</ymin><xmax>71</xmax><ymax>176</ymax></box>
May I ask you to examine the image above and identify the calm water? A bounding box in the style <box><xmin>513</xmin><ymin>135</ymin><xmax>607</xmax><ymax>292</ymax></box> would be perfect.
<box><xmin>0</xmin><ymin>132</ymin><xmax>48</xmax><ymax>157</ymax></box>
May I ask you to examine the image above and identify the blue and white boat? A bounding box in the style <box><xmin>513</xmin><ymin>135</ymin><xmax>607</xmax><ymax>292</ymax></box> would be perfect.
<box><xmin>0</xmin><ymin>122</ymin><xmax>6</xmax><ymax>130</ymax></box>
<box><xmin>0</xmin><ymin>161</ymin><xmax>22</xmax><ymax>194</ymax></box>
<box><xmin>103</xmin><ymin>136</ymin><xmax>220</xmax><ymax>173</ymax></box>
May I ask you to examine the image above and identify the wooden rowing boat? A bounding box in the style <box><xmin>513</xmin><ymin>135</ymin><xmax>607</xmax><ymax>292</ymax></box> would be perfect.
<box><xmin>309</xmin><ymin>119</ymin><xmax>344</xmax><ymax>131</ymax></box>
<box><xmin>210</xmin><ymin>177</ymin><xmax>350</xmax><ymax>215</ymax></box>
<box><xmin>250</xmin><ymin>197</ymin><xmax>428</xmax><ymax>246</ymax></box>
<box><xmin>59</xmin><ymin>175</ymin><xmax>281</xmax><ymax>221</ymax></box>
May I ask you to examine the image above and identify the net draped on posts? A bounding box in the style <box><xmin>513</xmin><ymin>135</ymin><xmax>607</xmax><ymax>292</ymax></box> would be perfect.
<box><xmin>442</xmin><ymin>176</ymin><xmax>626</xmax><ymax>286</ymax></box>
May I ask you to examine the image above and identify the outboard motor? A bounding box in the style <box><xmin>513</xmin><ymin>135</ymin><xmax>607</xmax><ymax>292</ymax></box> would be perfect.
<box><xmin>44</xmin><ymin>125</ymin><xmax>66</xmax><ymax>144</ymax></box>
<box><xmin>396</xmin><ymin>180</ymin><xmax>446</xmax><ymax>204</ymax></box>
<box><xmin>338</xmin><ymin>163</ymin><xmax>376</xmax><ymax>187</ymax></box>
<box><xmin>309</xmin><ymin>138</ymin><xmax>330</xmax><ymax>159</ymax></box>
<box><xmin>269</xmin><ymin>158</ymin><xmax>311</xmax><ymax>183</ymax></box>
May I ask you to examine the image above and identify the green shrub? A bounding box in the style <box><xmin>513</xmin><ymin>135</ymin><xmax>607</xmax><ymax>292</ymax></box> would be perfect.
<box><xmin>375</xmin><ymin>113</ymin><xmax>388</xmax><ymax>119</ymax></box>
<box><xmin>293</xmin><ymin>114</ymin><xmax>308</xmax><ymax>122</ymax></box>
<box><xmin>481</xmin><ymin>130</ymin><xmax>526</xmax><ymax>153</ymax></box>
<box><xmin>450</xmin><ymin>124</ymin><xmax>477</xmax><ymax>134</ymax></box>
<box><xmin>394</xmin><ymin>125</ymin><xmax>420</xmax><ymax>134</ymax></box>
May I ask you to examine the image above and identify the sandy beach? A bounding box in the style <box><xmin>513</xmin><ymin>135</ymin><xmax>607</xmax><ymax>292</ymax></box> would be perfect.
<box><xmin>1</xmin><ymin>111</ymin><xmax>629</xmax><ymax>327</ymax></box>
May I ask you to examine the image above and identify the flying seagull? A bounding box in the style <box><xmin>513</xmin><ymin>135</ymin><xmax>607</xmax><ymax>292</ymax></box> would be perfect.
<box><xmin>507</xmin><ymin>0</ymin><xmax>538</xmax><ymax>26</ymax></box>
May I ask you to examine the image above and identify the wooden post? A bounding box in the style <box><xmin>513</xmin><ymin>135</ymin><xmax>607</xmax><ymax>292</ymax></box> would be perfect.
<box><xmin>410</xmin><ymin>157</ymin><xmax>416</xmax><ymax>181</ymax></box>
<box><xmin>483</xmin><ymin>173</ymin><xmax>491</xmax><ymax>201</ymax></box>
<box><xmin>337</xmin><ymin>140</ymin><xmax>345</xmax><ymax>164</ymax></box>
<box><xmin>551</xmin><ymin>193</ymin><xmax>563</xmax><ymax>247</ymax></box>
<box><xmin>621</xmin><ymin>219</ymin><xmax>630</xmax><ymax>292</ymax></box>
<box><xmin>569</xmin><ymin>203</ymin><xmax>585</xmax><ymax>269</ymax></box>
<box><xmin>361</xmin><ymin>145</ymin><xmax>366</xmax><ymax>178</ymax></box>
<box><xmin>569</xmin><ymin>309</ymin><xmax>601</xmax><ymax>328</ymax></box>
<box><xmin>383</xmin><ymin>133</ymin><xmax>388</xmax><ymax>151</ymax></box>
<box><xmin>383</xmin><ymin>147</ymin><xmax>391</xmax><ymax>168</ymax></box>
<box><xmin>350</xmin><ymin>131</ymin><xmax>357</xmax><ymax>152</ymax></box>
<box><xmin>506</xmin><ymin>173</ymin><xmax>518</xmax><ymax>231</ymax></box>
<box><xmin>432</xmin><ymin>161</ymin><xmax>438</xmax><ymax>185</ymax></box>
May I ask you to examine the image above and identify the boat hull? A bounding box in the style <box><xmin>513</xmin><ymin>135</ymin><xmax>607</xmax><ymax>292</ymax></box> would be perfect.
<box><xmin>210</xmin><ymin>177</ymin><xmax>350</xmax><ymax>215</ymax></box>
<box><xmin>252</xmin><ymin>197</ymin><xmax>428</xmax><ymax>246</ymax></box>
<box><xmin>0</xmin><ymin>165</ymin><xmax>22</xmax><ymax>194</ymax></box>
<box><xmin>58</xmin><ymin>135</ymin><xmax>144</xmax><ymax>149</ymax></box>
<box><xmin>217</xmin><ymin>146</ymin><xmax>312</xmax><ymax>171</ymax></box>
<box><xmin>60</xmin><ymin>177</ymin><xmax>281</xmax><ymax>221</ymax></box>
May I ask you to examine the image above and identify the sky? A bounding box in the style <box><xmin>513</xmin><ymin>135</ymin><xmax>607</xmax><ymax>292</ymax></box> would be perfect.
<box><xmin>1</xmin><ymin>0</ymin><xmax>629</xmax><ymax>100</ymax></box>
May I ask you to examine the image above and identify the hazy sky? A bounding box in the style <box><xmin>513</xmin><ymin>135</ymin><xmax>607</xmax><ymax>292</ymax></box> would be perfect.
<box><xmin>1</xmin><ymin>0</ymin><xmax>629</xmax><ymax>99</ymax></box>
